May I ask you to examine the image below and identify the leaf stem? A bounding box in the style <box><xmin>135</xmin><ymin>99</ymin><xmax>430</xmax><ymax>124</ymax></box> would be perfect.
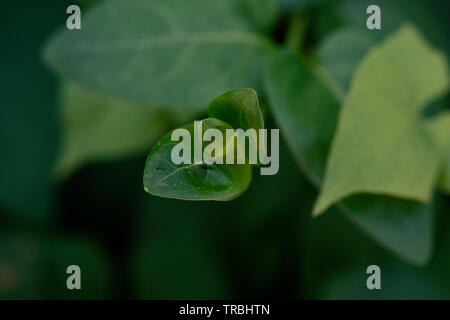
<box><xmin>286</xmin><ymin>13</ymin><xmax>309</xmax><ymax>52</ymax></box>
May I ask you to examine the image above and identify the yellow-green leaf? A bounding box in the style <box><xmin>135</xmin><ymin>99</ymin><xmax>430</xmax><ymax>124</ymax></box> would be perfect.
<box><xmin>313</xmin><ymin>25</ymin><xmax>449</xmax><ymax>216</ymax></box>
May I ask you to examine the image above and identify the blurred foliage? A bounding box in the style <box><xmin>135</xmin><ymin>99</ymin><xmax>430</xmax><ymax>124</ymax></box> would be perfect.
<box><xmin>43</xmin><ymin>0</ymin><xmax>277</xmax><ymax>109</ymax></box>
<box><xmin>0</xmin><ymin>0</ymin><xmax>449</xmax><ymax>299</ymax></box>
<box><xmin>55</xmin><ymin>82</ymin><xmax>174</xmax><ymax>177</ymax></box>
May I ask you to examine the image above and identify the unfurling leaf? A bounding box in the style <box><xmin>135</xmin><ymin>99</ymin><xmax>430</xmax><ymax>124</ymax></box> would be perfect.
<box><xmin>208</xmin><ymin>88</ymin><xmax>264</xmax><ymax>131</ymax></box>
<box><xmin>143</xmin><ymin>88</ymin><xmax>269</xmax><ymax>200</ymax></box>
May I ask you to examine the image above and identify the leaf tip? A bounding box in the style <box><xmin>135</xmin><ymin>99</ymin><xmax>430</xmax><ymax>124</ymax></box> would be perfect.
<box><xmin>312</xmin><ymin>194</ymin><xmax>336</xmax><ymax>217</ymax></box>
<box><xmin>311</xmin><ymin>206</ymin><xmax>323</xmax><ymax>218</ymax></box>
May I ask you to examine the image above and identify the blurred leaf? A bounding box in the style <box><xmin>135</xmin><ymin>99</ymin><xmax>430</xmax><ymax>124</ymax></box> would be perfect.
<box><xmin>319</xmin><ymin>200</ymin><xmax>450</xmax><ymax>299</ymax></box>
<box><xmin>317</xmin><ymin>28</ymin><xmax>376</xmax><ymax>99</ymax></box>
<box><xmin>335</xmin><ymin>0</ymin><xmax>450</xmax><ymax>53</ymax></box>
<box><xmin>235</xmin><ymin>0</ymin><xmax>279</xmax><ymax>33</ymax></box>
<box><xmin>263</xmin><ymin>35</ymin><xmax>435</xmax><ymax>264</ymax></box>
<box><xmin>340</xmin><ymin>195</ymin><xmax>433</xmax><ymax>265</ymax></box>
<box><xmin>56</xmin><ymin>82</ymin><xmax>172</xmax><ymax>177</ymax></box>
<box><xmin>277</xmin><ymin>0</ymin><xmax>322</xmax><ymax>11</ymax></box>
<box><xmin>314</xmin><ymin>25</ymin><xmax>449</xmax><ymax>216</ymax></box>
<box><xmin>143</xmin><ymin>118</ymin><xmax>252</xmax><ymax>200</ymax></box>
<box><xmin>43</xmin><ymin>0</ymin><xmax>275</xmax><ymax>109</ymax></box>
<box><xmin>264</xmin><ymin>49</ymin><xmax>340</xmax><ymax>186</ymax></box>
<box><xmin>320</xmin><ymin>262</ymin><xmax>449</xmax><ymax>299</ymax></box>
<box><xmin>208</xmin><ymin>88</ymin><xmax>264</xmax><ymax>131</ymax></box>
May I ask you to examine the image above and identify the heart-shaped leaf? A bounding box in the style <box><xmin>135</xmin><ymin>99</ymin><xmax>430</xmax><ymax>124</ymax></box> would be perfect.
<box><xmin>143</xmin><ymin>118</ymin><xmax>252</xmax><ymax>201</ymax></box>
<box><xmin>313</xmin><ymin>25</ymin><xmax>449</xmax><ymax>216</ymax></box>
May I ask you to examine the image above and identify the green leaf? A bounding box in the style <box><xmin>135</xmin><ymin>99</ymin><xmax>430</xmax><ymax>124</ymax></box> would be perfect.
<box><xmin>318</xmin><ymin>29</ymin><xmax>450</xmax><ymax>195</ymax></box>
<box><xmin>313</xmin><ymin>25</ymin><xmax>449</xmax><ymax>216</ymax></box>
<box><xmin>208</xmin><ymin>88</ymin><xmax>266</xmax><ymax>166</ymax></box>
<box><xmin>264</xmin><ymin>50</ymin><xmax>340</xmax><ymax>186</ymax></box>
<box><xmin>235</xmin><ymin>0</ymin><xmax>279</xmax><ymax>33</ymax></box>
<box><xmin>143</xmin><ymin>118</ymin><xmax>252</xmax><ymax>201</ymax></box>
<box><xmin>55</xmin><ymin>82</ymin><xmax>172</xmax><ymax>178</ymax></box>
<box><xmin>263</xmin><ymin>30</ymin><xmax>436</xmax><ymax>264</ymax></box>
<box><xmin>339</xmin><ymin>195</ymin><xmax>433</xmax><ymax>265</ymax></box>
<box><xmin>43</xmin><ymin>0</ymin><xmax>275</xmax><ymax>109</ymax></box>
<box><xmin>208</xmin><ymin>88</ymin><xmax>264</xmax><ymax>131</ymax></box>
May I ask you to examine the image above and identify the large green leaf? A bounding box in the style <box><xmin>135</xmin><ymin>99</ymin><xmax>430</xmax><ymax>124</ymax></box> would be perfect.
<box><xmin>263</xmin><ymin>27</ymin><xmax>438</xmax><ymax>264</ymax></box>
<box><xmin>313</xmin><ymin>25</ymin><xmax>449</xmax><ymax>216</ymax></box>
<box><xmin>55</xmin><ymin>82</ymin><xmax>172</xmax><ymax>177</ymax></box>
<box><xmin>264</xmin><ymin>50</ymin><xmax>340</xmax><ymax>186</ymax></box>
<box><xmin>143</xmin><ymin>118</ymin><xmax>252</xmax><ymax>201</ymax></box>
<box><xmin>43</xmin><ymin>0</ymin><xmax>275</xmax><ymax>109</ymax></box>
